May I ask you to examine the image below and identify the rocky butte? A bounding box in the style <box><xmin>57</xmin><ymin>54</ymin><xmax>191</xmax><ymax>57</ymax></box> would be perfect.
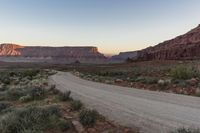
<box><xmin>138</xmin><ymin>24</ymin><xmax>200</xmax><ymax>60</ymax></box>
<box><xmin>0</xmin><ymin>44</ymin><xmax>107</xmax><ymax>63</ymax></box>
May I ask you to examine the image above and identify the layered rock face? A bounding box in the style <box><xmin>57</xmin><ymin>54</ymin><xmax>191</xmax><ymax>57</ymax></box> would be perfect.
<box><xmin>138</xmin><ymin>24</ymin><xmax>200</xmax><ymax>60</ymax></box>
<box><xmin>0</xmin><ymin>44</ymin><xmax>106</xmax><ymax>63</ymax></box>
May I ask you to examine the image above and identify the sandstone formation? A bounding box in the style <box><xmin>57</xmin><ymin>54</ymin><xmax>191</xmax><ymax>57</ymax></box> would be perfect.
<box><xmin>0</xmin><ymin>44</ymin><xmax>106</xmax><ymax>63</ymax></box>
<box><xmin>138</xmin><ymin>24</ymin><xmax>200</xmax><ymax>60</ymax></box>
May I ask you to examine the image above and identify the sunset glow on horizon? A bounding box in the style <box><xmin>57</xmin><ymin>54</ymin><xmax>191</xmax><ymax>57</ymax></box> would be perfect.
<box><xmin>0</xmin><ymin>0</ymin><xmax>200</xmax><ymax>55</ymax></box>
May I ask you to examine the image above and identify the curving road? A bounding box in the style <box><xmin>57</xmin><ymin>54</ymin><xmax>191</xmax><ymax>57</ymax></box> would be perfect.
<box><xmin>49</xmin><ymin>72</ymin><xmax>200</xmax><ymax>133</ymax></box>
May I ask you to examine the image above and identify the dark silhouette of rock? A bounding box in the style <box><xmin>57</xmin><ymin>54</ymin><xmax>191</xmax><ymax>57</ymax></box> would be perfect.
<box><xmin>110</xmin><ymin>51</ymin><xmax>139</xmax><ymax>62</ymax></box>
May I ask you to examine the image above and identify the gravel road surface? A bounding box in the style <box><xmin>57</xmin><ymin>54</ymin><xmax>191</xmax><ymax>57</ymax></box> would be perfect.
<box><xmin>49</xmin><ymin>72</ymin><xmax>200</xmax><ymax>133</ymax></box>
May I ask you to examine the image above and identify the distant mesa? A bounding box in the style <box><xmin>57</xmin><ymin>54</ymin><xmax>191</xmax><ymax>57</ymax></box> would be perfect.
<box><xmin>0</xmin><ymin>43</ymin><xmax>107</xmax><ymax>63</ymax></box>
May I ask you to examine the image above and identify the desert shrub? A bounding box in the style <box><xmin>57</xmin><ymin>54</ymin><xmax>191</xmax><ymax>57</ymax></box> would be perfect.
<box><xmin>58</xmin><ymin>91</ymin><xmax>71</xmax><ymax>101</ymax></box>
<box><xmin>0</xmin><ymin>102</ymin><xmax>11</xmax><ymax>113</ymax></box>
<box><xmin>79</xmin><ymin>109</ymin><xmax>98</xmax><ymax>126</ymax></box>
<box><xmin>71</xmin><ymin>100</ymin><xmax>83</xmax><ymax>111</ymax></box>
<box><xmin>57</xmin><ymin>119</ymin><xmax>73</xmax><ymax>132</ymax></box>
<box><xmin>19</xmin><ymin>95</ymin><xmax>32</xmax><ymax>103</ymax></box>
<box><xmin>0</xmin><ymin>106</ymin><xmax>61</xmax><ymax>133</ymax></box>
<box><xmin>6</xmin><ymin>88</ymin><xmax>26</xmax><ymax>101</ymax></box>
<box><xmin>171</xmin><ymin>127</ymin><xmax>200</xmax><ymax>133</ymax></box>
<box><xmin>170</xmin><ymin>66</ymin><xmax>199</xmax><ymax>80</ymax></box>
<box><xmin>28</xmin><ymin>86</ymin><xmax>46</xmax><ymax>100</ymax></box>
<box><xmin>22</xmin><ymin>69</ymin><xmax>40</xmax><ymax>79</ymax></box>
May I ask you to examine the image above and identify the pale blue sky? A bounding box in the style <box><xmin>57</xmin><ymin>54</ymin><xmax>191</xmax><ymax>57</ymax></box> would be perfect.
<box><xmin>0</xmin><ymin>0</ymin><xmax>200</xmax><ymax>54</ymax></box>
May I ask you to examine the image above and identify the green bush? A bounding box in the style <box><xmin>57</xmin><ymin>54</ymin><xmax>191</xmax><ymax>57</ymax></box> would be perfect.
<box><xmin>58</xmin><ymin>91</ymin><xmax>71</xmax><ymax>101</ymax></box>
<box><xmin>0</xmin><ymin>106</ymin><xmax>61</xmax><ymax>133</ymax></box>
<box><xmin>79</xmin><ymin>109</ymin><xmax>98</xmax><ymax>127</ymax></box>
<box><xmin>171</xmin><ymin>127</ymin><xmax>200</xmax><ymax>133</ymax></box>
<box><xmin>71</xmin><ymin>100</ymin><xmax>83</xmax><ymax>111</ymax></box>
<box><xmin>57</xmin><ymin>119</ymin><xmax>73</xmax><ymax>132</ymax></box>
<box><xmin>170</xmin><ymin>66</ymin><xmax>199</xmax><ymax>80</ymax></box>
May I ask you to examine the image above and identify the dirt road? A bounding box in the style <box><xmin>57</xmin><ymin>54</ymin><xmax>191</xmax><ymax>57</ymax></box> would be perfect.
<box><xmin>49</xmin><ymin>72</ymin><xmax>200</xmax><ymax>133</ymax></box>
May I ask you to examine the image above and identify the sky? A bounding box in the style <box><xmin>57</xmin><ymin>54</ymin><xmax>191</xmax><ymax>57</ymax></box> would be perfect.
<box><xmin>0</xmin><ymin>0</ymin><xmax>200</xmax><ymax>55</ymax></box>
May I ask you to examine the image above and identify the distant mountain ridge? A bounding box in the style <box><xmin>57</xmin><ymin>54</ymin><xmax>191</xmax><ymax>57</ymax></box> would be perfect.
<box><xmin>0</xmin><ymin>43</ymin><xmax>106</xmax><ymax>63</ymax></box>
<box><xmin>110</xmin><ymin>51</ymin><xmax>139</xmax><ymax>62</ymax></box>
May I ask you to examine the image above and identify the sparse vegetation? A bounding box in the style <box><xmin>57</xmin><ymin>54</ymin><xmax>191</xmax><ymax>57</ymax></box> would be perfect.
<box><xmin>170</xmin><ymin>66</ymin><xmax>200</xmax><ymax>80</ymax></box>
<box><xmin>0</xmin><ymin>69</ymin><xmax>137</xmax><ymax>132</ymax></box>
<box><xmin>71</xmin><ymin>100</ymin><xmax>83</xmax><ymax>111</ymax></box>
<box><xmin>57</xmin><ymin>119</ymin><xmax>73</xmax><ymax>132</ymax></box>
<box><xmin>79</xmin><ymin>109</ymin><xmax>98</xmax><ymax>127</ymax></box>
<box><xmin>0</xmin><ymin>106</ymin><xmax>60</xmax><ymax>133</ymax></box>
<box><xmin>74</xmin><ymin>61</ymin><xmax>200</xmax><ymax>96</ymax></box>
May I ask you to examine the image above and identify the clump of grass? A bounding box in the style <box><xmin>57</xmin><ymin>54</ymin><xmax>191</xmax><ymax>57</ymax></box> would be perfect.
<box><xmin>170</xmin><ymin>66</ymin><xmax>199</xmax><ymax>80</ymax></box>
<box><xmin>0</xmin><ymin>106</ymin><xmax>61</xmax><ymax>133</ymax></box>
<box><xmin>58</xmin><ymin>91</ymin><xmax>71</xmax><ymax>101</ymax></box>
<box><xmin>57</xmin><ymin>119</ymin><xmax>73</xmax><ymax>132</ymax></box>
<box><xmin>79</xmin><ymin>109</ymin><xmax>98</xmax><ymax>127</ymax></box>
<box><xmin>71</xmin><ymin>100</ymin><xmax>83</xmax><ymax>111</ymax></box>
<box><xmin>171</xmin><ymin>127</ymin><xmax>200</xmax><ymax>133</ymax></box>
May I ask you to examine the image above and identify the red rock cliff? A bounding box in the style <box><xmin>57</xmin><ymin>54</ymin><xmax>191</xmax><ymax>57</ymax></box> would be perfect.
<box><xmin>139</xmin><ymin>24</ymin><xmax>200</xmax><ymax>60</ymax></box>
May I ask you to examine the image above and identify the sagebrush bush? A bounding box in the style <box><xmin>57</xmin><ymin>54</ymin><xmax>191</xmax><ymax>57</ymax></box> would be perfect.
<box><xmin>71</xmin><ymin>100</ymin><xmax>83</xmax><ymax>111</ymax></box>
<box><xmin>0</xmin><ymin>106</ymin><xmax>61</xmax><ymax>133</ymax></box>
<box><xmin>79</xmin><ymin>109</ymin><xmax>98</xmax><ymax>126</ymax></box>
<box><xmin>57</xmin><ymin>119</ymin><xmax>73</xmax><ymax>132</ymax></box>
<box><xmin>58</xmin><ymin>91</ymin><xmax>71</xmax><ymax>101</ymax></box>
<box><xmin>6</xmin><ymin>88</ymin><xmax>26</xmax><ymax>101</ymax></box>
<box><xmin>22</xmin><ymin>69</ymin><xmax>40</xmax><ymax>79</ymax></box>
<box><xmin>170</xmin><ymin>66</ymin><xmax>200</xmax><ymax>80</ymax></box>
<box><xmin>171</xmin><ymin>127</ymin><xmax>200</xmax><ymax>133</ymax></box>
<box><xmin>28</xmin><ymin>86</ymin><xmax>46</xmax><ymax>100</ymax></box>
